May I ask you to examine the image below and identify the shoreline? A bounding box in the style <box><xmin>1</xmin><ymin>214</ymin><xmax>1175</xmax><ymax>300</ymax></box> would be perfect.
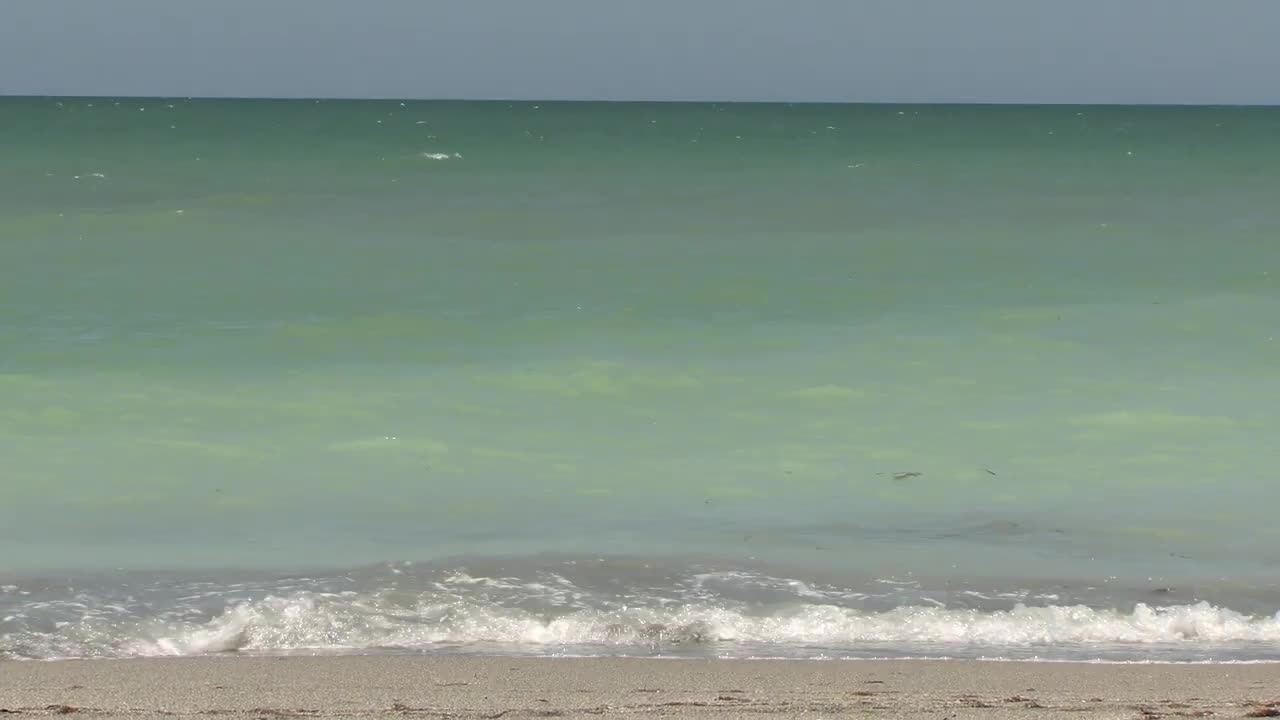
<box><xmin>3</xmin><ymin>656</ymin><xmax>1280</xmax><ymax>718</ymax></box>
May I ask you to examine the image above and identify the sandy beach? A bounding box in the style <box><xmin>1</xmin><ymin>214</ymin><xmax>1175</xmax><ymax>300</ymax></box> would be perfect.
<box><xmin>2</xmin><ymin>656</ymin><xmax>1278</xmax><ymax>719</ymax></box>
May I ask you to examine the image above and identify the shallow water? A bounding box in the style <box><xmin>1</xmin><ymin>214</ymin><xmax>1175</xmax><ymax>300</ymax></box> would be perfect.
<box><xmin>2</xmin><ymin>99</ymin><xmax>1278</xmax><ymax>660</ymax></box>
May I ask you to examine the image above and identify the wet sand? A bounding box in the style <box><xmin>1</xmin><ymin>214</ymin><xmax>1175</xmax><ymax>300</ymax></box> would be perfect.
<box><xmin>2</xmin><ymin>656</ymin><xmax>1279</xmax><ymax>718</ymax></box>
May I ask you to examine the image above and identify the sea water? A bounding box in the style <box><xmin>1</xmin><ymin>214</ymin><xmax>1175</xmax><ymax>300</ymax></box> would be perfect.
<box><xmin>2</xmin><ymin>99</ymin><xmax>1279</xmax><ymax>661</ymax></box>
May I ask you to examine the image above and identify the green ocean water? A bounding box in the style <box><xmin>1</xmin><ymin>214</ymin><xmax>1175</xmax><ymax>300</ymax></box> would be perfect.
<box><xmin>2</xmin><ymin>99</ymin><xmax>1278</xmax><ymax>588</ymax></box>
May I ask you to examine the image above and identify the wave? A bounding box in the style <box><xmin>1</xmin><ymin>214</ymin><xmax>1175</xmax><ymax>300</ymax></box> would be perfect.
<box><xmin>5</xmin><ymin>566</ymin><xmax>1280</xmax><ymax>661</ymax></box>
<box><xmin>131</xmin><ymin>598</ymin><xmax>1280</xmax><ymax>656</ymax></box>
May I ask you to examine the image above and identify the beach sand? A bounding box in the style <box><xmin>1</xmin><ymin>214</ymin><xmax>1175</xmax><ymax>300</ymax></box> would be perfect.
<box><xmin>2</xmin><ymin>657</ymin><xmax>1279</xmax><ymax>719</ymax></box>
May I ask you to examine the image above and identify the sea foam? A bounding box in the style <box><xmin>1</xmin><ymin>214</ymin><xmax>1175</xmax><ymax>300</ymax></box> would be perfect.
<box><xmin>5</xmin><ymin>574</ymin><xmax>1280</xmax><ymax>662</ymax></box>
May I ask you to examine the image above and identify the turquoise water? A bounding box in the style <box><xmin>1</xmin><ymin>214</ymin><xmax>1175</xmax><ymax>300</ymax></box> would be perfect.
<box><xmin>2</xmin><ymin>99</ymin><xmax>1279</xmax><ymax>660</ymax></box>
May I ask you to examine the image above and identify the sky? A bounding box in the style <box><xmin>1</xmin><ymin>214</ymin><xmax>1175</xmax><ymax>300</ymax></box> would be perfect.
<box><xmin>1</xmin><ymin>0</ymin><xmax>1277</xmax><ymax>104</ymax></box>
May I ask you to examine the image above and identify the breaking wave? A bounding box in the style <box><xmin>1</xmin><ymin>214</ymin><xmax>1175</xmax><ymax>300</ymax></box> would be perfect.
<box><xmin>4</xmin><ymin>563</ymin><xmax>1280</xmax><ymax>662</ymax></box>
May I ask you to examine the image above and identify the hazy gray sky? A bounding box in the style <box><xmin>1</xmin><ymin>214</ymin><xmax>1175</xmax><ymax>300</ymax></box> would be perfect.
<box><xmin>2</xmin><ymin>0</ymin><xmax>1276</xmax><ymax>104</ymax></box>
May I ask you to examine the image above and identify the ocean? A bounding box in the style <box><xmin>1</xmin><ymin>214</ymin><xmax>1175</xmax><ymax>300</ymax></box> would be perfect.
<box><xmin>2</xmin><ymin>98</ymin><xmax>1278</xmax><ymax>662</ymax></box>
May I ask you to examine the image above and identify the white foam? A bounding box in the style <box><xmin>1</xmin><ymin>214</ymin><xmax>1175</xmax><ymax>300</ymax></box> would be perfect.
<box><xmin>143</xmin><ymin>605</ymin><xmax>252</xmax><ymax>655</ymax></box>
<box><xmin>8</xmin><ymin>568</ymin><xmax>1280</xmax><ymax>662</ymax></box>
<box><xmin>114</xmin><ymin>595</ymin><xmax>1280</xmax><ymax>658</ymax></box>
